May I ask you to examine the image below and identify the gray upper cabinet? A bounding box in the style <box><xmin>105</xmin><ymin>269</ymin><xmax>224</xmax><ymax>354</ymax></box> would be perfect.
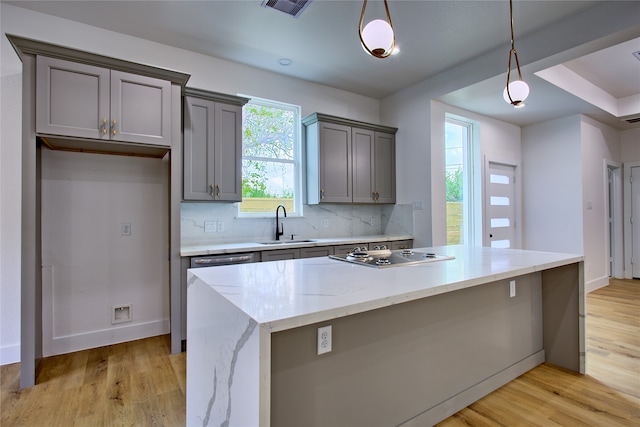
<box><xmin>36</xmin><ymin>56</ymin><xmax>172</xmax><ymax>147</ymax></box>
<box><xmin>304</xmin><ymin>113</ymin><xmax>397</xmax><ymax>204</ymax></box>
<box><xmin>306</xmin><ymin>121</ymin><xmax>353</xmax><ymax>203</ymax></box>
<box><xmin>183</xmin><ymin>89</ymin><xmax>249</xmax><ymax>201</ymax></box>
<box><xmin>373</xmin><ymin>131</ymin><xmax>396</xmax><ymax>203</ymax></box>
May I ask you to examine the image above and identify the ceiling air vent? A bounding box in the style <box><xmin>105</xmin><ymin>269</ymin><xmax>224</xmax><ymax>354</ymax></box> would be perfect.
<box><xmin>620</xmin><ymin>112</ymin><xmax>640</xmax><ymax>124</ymax></box>
<box><xmin>262</xmin><ymin>0</ymin><xmax>312</xmax><ymax>18</ymax></box>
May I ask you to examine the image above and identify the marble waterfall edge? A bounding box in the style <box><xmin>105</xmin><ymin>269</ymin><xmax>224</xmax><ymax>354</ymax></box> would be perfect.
<box><xmin>187</xmin><ymin>274</ymin><xmax>261</xmax><ymax>426</ymax></box>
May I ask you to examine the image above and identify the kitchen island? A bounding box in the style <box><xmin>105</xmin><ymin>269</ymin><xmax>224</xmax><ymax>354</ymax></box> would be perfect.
<box><xmin>187</xmin><ymin>246</ymin><xmax>584</xmax><ymax>426</ymax></box>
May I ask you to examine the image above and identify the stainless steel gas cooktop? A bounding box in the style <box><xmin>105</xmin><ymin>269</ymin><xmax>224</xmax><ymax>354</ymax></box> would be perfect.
<box><xmin>329</xmin><ymin>248</ymin><xmax>455</xmax><ymax>268</ymax></box>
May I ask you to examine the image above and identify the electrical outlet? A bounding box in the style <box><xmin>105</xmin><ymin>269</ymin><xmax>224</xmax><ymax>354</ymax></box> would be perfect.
<box><xmin>509</xmin><ymin>280</ymin><xmax>516</xmax><ymax>298</ymax></box>
<box><xmin>217</xmin><ymin>221</ymin><xmax>224</xmax><ymax>233</ymax></box>
<box><xmin>204</xmin><ymin>221</ymin><xmax>216</xmax><ymax>233</ymax></box>
<box><xmin>412</xmin><ymin>200</ymin><xmax>423</xmax><ymax>210</ymax></box>
<box><xmin>317</xmin><ymin>325</ymin><xmax>332</xmax><ymax>355</ymax></box>
<box><xmin>323</xmin><ymin>219</ymin><xmax>329</xmax><ymax>228</ymax></box>
<box><xmin>121</xmin><ymin>223</ymin><xmax>131</xmax><ymax>236</ymax></box>
<box><xmin>370</xmin><ymin>216</ymin><xmax>375</xmax><ymax>226</ymax></box>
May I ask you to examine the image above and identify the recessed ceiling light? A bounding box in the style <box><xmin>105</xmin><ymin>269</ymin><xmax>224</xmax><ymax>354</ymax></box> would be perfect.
<box><xmin>633</xmin><ymin>51</ymin><xmax>640</xmax><ymax>61</ymax></box>
<box><xmin>278</xmin><ymin>58</ymin><xmax>293</xmax><ymax>66</ymax></box>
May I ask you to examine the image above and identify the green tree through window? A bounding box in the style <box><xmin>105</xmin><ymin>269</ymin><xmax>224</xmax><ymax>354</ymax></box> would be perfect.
<box><xmin>240</xmin><ymin>98</ymin><xmax>301</xmax><ymax>215</ymax></box>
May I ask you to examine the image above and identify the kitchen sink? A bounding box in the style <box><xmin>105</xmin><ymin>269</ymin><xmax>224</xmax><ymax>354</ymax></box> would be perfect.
<box><xmin>258</xmin><ymin>239</ymin><xmax>316</xmax><ymax>245</ymax></box>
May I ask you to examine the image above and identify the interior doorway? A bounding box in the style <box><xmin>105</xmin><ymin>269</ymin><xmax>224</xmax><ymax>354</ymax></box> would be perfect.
<box><xmin>624</xmin><ymin>162</ymin><xmax>640</xmax><ymax>279</ymax></box>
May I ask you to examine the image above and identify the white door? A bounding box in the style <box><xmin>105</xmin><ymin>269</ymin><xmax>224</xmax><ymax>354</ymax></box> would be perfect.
<box><xmin>484</xmin><ymin>162</ymin><xmax>516</xmax><ymax>248</ymax></box>
<box><xmin>632</xmin><ymin>166</ymin><xmax>640</xmax><ymax>278</ymax></box>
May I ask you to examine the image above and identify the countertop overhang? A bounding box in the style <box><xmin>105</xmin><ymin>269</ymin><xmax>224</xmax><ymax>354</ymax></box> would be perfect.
<box><xmin>188</xmin><ymin>245</ymin><xmax>584</xmax><ymax>333</ymax></box>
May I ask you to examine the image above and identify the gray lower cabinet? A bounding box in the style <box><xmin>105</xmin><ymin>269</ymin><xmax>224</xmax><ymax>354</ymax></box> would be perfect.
<box><xmin>333</xmin><ymin>243</ymin><xmax>370</xmax><ymax>256</ymax></box>
<box><xmin>304</xmin><ymin>113</ymin><xmax>397</xmax><ymax>204</ymax></box>
<box><xmin>300</xmin><ymin>246</ymin><xmax>335</xmax><ymax>258</ymax></box>
<box><xmin>183</xmin><ymin>89</ymin><xmax>249</xmax><ymax>201</ymax></box>
<box><xmin>390</xmin><ymin>239</ymin><xmax>413</xmax><ymax>250</ymax></box>
<box><xmin>36</xmin><ymin>55</ymin><xmax>172</xmax><ymax>146</ymax></box>
<box><xmin>262</xmin><ymin>248</ymin><xmax>301</xmax><ymax>261</ymax></box>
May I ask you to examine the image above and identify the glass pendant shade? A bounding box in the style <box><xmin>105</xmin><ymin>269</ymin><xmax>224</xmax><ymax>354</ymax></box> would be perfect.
<box><xmin>361</xmin><ymin>19</ymin><xmax>394</xmax><ymax>56</ymax></box>
<box><xmin>503</xmin><ymin>80</ymin><xmax>530</xmax><ymax>107</ymax></box>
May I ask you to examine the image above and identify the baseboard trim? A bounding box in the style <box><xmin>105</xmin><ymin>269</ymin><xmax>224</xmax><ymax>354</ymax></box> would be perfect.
<box><xmin>0</xmin><ymin>343</ymin><xmax>20</xmax><ymax>366</ymax></box>
<box><xmin>400</xmin><ymin>350</ymin><xmax>545</xmax><ymax>426</ymax></box>
<box><xmin>47</xmin><ymin>318</ymin><xmax>170</xmax><ymax>357</ymax></box>
<box><xmin>585</xmin><ymin>276</ymin><xmax>609</xmax><ymax>293</ymax></box>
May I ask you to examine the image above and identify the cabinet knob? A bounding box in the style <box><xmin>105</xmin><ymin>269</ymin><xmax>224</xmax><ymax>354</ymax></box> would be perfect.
<box><xmin>320</xmin><ymin>189</ymin><xmax>325</xmax><ymax>199</ymax></box>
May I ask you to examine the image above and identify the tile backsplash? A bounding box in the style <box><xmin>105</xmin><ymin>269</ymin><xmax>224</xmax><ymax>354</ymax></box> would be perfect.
<box><xmin>181</xmin><ymin>203</ymin><xmax>413</xmax><ymax>246</ymax></box>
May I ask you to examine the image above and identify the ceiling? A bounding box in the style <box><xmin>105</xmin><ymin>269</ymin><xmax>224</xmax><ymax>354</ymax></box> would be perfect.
<box><xmin>6</xmin><ymin>0</ymin><xmax>640</xmax><ymax>130</ymax></box>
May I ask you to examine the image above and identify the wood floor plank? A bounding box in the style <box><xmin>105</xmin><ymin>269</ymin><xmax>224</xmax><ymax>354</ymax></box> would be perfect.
<box><xmin>2</xmin><ymin>279</ymin><xmax>638</xmax><ymax>426</ymax></box>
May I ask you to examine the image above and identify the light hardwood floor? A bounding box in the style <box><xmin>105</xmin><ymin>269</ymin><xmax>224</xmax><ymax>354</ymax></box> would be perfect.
<box><xmin>1</xmin><ymin>279</ymin><xmax>638</xmax><ymax>426</ymax></box>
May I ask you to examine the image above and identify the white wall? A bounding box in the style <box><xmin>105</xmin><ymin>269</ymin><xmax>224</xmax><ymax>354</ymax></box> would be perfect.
<box><xmin>522</xmin><ymin>116</ymin><xmax>584</xmax><ymax>254</ymax></box>
<box><xmin>621</xmin><ymin>128</ymin><xmax>640</xmax><ymax>161</ymax></box>
<box><xmin>522</xmin><ymin>115</ymin><xmax>623</xmax><ymax>293</ymax></box>
<box><xmin>41</xmin><ymin>150</ymin><xmax>169</xmax><ymax>355</ymax></box>
<box><xmin>0</xmin><ymin>3</ymin><xmax>383</xmax><ymax>364</ymax></box>
<box><xmin>580</xmin><ymin>116</ymin><xmax>621</xmax><ymax>291</ymax></box>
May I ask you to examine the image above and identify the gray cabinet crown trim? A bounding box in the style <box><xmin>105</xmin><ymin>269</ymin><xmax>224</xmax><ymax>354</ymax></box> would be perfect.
<box><xmin>184</xmin><ymin>87</ymin><xmax>250</xmax><ymax>106</ymax></box>
<box><xmin>6</xmin><ymin>34</ymin><xmax>191</xmax><ymax>86</ymax></box>
<box><xmin>302</xmin><ymin>113</ymin><xmax>398</xmax><ymax>134</ymax></box>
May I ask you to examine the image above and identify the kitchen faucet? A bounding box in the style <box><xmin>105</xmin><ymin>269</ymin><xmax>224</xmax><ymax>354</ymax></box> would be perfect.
<box><xmin>275</xmin><ymin>204</ymin><xmax>287</xmax><ymax>240</ymax></box>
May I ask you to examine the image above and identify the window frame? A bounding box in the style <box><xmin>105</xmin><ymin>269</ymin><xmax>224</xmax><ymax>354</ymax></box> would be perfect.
<box><xmin>237</xmin><ymin>96</ymin><xmax>303</xmax><ymax>218</ymax></box>
<box><xmin>445</xmin><ymin>115</ymin><xmax>479</xmax><ymax>246</ymax></box>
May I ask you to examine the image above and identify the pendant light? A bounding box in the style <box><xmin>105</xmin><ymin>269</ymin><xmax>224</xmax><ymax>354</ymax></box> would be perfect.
<box><xmin>358</xmin><ymin>0</ymin><xmax>396</xmax><ymax>58</ymax></box>
<box><xmin>503</xmin><ymin>0</ymin><xmax>529</xmax><ymax>108</ymax></box>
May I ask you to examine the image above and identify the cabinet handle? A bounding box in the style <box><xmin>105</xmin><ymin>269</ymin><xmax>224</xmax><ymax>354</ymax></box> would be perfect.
<box><xmin>111</xmin><ymin>119</ymin><xmax>117</xmax><ymax>136</ymax></box>
<box><xmin>100</xmin><ymin>118</ymin><xmax>108</xmax><ymax>135</ymax></box>
<box><xmin>320</xmin><ymin>189</ymin><xmax>325</xmax><ymax>199</ymax></box>
<box><xmin>216</xmin><ymin>184</ymin><xmax>220</xmax><ymax>197</ymax></box>
<box><xmin>209</xmin><ymin>184</ymin><xmax>215</xmax><ymax>197</ymax></box>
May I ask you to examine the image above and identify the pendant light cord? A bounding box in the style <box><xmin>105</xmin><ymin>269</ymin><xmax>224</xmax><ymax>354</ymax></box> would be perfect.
<box><xmin>506</xmin><ymin>0</ymin><xmax>524</xmax><ymax>103</ymax></box>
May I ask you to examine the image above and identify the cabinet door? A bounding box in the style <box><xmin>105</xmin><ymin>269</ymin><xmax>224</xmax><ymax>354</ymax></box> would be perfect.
<box><xmin>214</xmin><ymin>103</ymin><xmax>243</xmax><ymax>202</ymax></box>
<box><xmin>333</xmin><ymin>243</ymin><xmax>369</xmax><ymax>256</ymax></box>
<box><xmin>352</xmin><ymin>128</ymin><xmax>375</xmax><ymax>203</ymax></box>
<box><xmin>183</xmin><ymin>96</ymin><xmax>216</xmax><ymax>200</ymax></box>
<box><xmin>36</xmin><ymin>56</ymin><xmax>110</xmax><ymax>139</ymax></box>
<box><xmin>374</xmin><ymin>132</ymin><xmax>396</xmax><ymax>203</ymax></box>
<box><xmin>110</xmin><ymin>70</ymin><xmax>171</xmax><ymax>146</ymax></box>
<box><xmin>390</xmin><ymin>240</ymin><xmax>413</xmax><ymax>250</ymax></box>
<box><xmin>261</xmin><ymin>249</ymin><xmax>300</xmax><ymax>261</ymax></box>
<box><xmin>300</xmin><ymin>246</ymin><xmax>335</xmax><ymax>258</ymax></box>
<box><xmin>319</xmin><ymin>122</ymin><xmax>352</xmax><ymax>203</ymax></box>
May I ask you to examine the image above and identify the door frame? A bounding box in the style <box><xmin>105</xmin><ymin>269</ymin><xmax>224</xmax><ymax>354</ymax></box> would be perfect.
<box><xmin>623</xmin><ymin>161</ymin><xmax>640</xmax><ymax>279</ymax></box>
<box><xmin>605</xmin><ymin>161</ymin><xmax>623</xmax><ymax>278</ymax></box>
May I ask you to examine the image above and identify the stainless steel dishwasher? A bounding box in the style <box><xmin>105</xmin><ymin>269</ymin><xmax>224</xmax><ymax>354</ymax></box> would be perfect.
<box><xmin>182</xmin><ymin>252</ymin><xmax>260</xmax><ymax>348</ymax></box>
<box><xmin>190</xmin><ymin>252</ymin><xmax>260</xmax><ymax>268</ymax></box>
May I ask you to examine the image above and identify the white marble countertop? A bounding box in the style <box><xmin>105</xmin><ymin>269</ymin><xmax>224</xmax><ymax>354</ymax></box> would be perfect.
<box><xmin>188</xmin><ymin>245</ymin><xmax>583</xmax><ymax>333</ymax></box>
<box><xmin>181</xmin><ymin>234</ymin><xmax>413</xmax><ymax>257</ymax></box>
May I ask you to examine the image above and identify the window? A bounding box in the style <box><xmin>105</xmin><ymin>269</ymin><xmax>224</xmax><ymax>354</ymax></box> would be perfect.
<box><xmin>445</xmin><ymin>117</ymin><xmax>477</xmax><ymax>245</ymax></box>
<box><xmin>239</xmin><ymin>97</ymin><xmax>302</xmax><ymax>216</ymax></box>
